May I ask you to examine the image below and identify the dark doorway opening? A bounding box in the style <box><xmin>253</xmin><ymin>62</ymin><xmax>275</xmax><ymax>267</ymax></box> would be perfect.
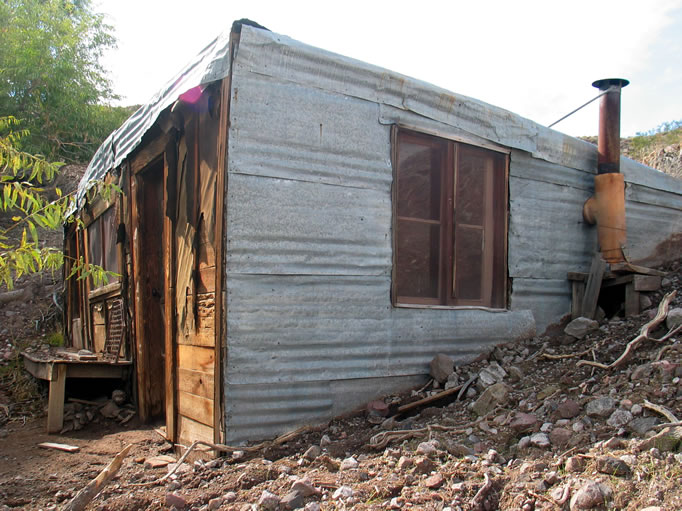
<box><xmin>137</xmin><ymin>159</ymin><xmax>166</xmax><ymax>419</ymax></box>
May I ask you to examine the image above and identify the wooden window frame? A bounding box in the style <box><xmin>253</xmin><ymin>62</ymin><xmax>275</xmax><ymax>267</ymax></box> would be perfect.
<box><xmin>391</xmin><ymin>127</ymin><xmax>508</xmax><ymax>309</ymax></box>
<box><xmin>85</xmin><ymin>205</ymin><xmax>120</xmax><ymax>290</ymax></box>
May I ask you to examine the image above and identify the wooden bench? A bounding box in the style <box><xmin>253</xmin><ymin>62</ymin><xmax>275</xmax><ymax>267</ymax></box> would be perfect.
<box><xmin>22</xmin><ymin>351</ymin><xmax>132</xmax><ymax>433</ymax></box>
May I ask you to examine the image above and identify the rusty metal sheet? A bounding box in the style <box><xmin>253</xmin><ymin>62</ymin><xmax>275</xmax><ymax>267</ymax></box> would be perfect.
<box><xmin>234</xmin><ymin>27</ymin><xmax>539</xmax><ymax>156</ymax></box>
<box><xmin>508</xmin><ymin>175</ymin><xmax>598</xmax><ymax>280</ymax></box>
<box><xmin>225</xmin><ymin>274</ymin><xmax>535</xmax><ymax>385</ymax></box>
<box><xmin>229</xmin><ymin>72</ymin><xmax>391</xmax><ymax>191</ymax></box>
<box><xmin>510</xmin><ymin>150</ymin><xmax>594</xmax><ymax>190</ymax></box>
<box><xmin>225</xmin><ymin>173</ymin><xmax>391</xmax><ymax>276</ymax></box>
<box><xmin>509</xmin><ymin>278</ymin><xmax>572</xmax><ymax>332</ymax></box>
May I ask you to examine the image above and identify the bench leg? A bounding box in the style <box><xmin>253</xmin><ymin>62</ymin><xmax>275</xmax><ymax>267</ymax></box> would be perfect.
<box><xmin>47</xmin><ymin>364</ymin><xmax>66</xmax><ymax>433</ymax></box>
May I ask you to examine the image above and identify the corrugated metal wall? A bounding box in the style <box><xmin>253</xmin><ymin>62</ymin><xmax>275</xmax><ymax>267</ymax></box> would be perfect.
<box><xmin>223</xmin><ymin>27</ymin><xmax>682</xmax><ymax>442</ymax></box>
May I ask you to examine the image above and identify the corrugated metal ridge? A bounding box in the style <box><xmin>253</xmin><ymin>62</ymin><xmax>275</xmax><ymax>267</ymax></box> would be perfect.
<box><xmin>74</xmin><ymin>30</ymin><xmax>233</xmax><ymax>207</ymax></box>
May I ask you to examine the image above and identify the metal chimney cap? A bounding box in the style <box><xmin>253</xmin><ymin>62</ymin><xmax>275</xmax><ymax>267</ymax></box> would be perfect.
<box><xmin>592</xmin><ymin>78</ymin><xmax>629</xmax><ymax>91</ymax></box>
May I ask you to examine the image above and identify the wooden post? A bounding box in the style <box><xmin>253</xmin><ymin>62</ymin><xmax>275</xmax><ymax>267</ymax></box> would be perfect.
<box><xmin>625</xmin><ymin>282</ymin><xmax>640</xmax><ymax>317</ymax></box>
<box><xmin>582</xmin><ymin>254</ymin><xmax>607</xmax><ymax>319</ymax></box>
<box><xmin>571</xmin><ymin>280</ymin><xmax>586</xmax><ymax>320</ymax></box>
<box><xmin>47</xmin><ymin>364</ymin><xmax>66</xmax><ymax>433</ymax></box>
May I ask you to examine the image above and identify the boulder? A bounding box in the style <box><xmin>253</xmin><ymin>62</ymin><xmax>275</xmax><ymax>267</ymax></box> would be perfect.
<box><xmin>564</xmin><ymin>317</ymin><xmax>599</xmax><ymax>339</ymax></box>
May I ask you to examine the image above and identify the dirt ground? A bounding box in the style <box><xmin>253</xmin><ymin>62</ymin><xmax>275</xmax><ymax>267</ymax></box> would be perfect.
<box><xmin>0</xmin><ymin>258</ymin><xmax>680</xmax><ymax>511</ymax></box>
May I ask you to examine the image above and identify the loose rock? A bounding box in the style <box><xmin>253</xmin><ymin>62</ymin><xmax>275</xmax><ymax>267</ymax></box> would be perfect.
<box><xmin>430</xmin><ymin>353</ymin><xmax>454</xmax><ymax>383</ymax></box>
<box><xmin>586</xmin><ymin>397</ymin><xmax>617</xmax><ymax>418</ymax></box>
<box><xmin>564</xmin><ymin>317</ymin><xmax>599</xmax><ymax>339</ymax></box>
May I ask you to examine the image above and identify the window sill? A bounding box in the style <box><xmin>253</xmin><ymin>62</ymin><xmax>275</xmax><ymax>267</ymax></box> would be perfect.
<box><xmin>89</xmin><ymin>281</ymin><xmax>122</xmax><ymax>301</ymax></box>
<box><xmin>393</xmin><ymin>302</ymin><xmax>508</xmax><ymax>313</ymax></box>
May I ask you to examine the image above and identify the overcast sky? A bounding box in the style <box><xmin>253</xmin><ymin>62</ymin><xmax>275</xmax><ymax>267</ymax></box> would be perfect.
<box><xmin>96</xmin><ymin>0</ymin><xmax>682</xmax><ymax>138</ymax></box>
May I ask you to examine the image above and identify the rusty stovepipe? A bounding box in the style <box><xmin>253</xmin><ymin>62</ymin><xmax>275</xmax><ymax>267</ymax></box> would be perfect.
<box><xmin>583</xmin><ymin>78</ymin><xmax>629</xmax><ymax>263</ymax></box>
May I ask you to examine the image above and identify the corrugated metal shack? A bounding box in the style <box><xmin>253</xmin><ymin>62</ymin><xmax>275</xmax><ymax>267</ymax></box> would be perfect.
<box><xmin>64</xmin><ymin>21</ymin><xmax>682</xmax><ymax>445</ymax></box>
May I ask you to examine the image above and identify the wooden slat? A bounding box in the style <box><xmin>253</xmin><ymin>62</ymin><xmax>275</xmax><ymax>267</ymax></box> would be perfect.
<box><xmin>581</xmin><ymin>254</ymin><xmax>606</xmax><ymax>319</ymax></box>
<box><xmin>164</xmin><ymin>141</ymin><xmax>178</xmax><ymax>443</ymax></box>
<box><xmin>610</xmin><ymin>262</ymin><xmax>666</xmax><ymax>277</ymax></box>
<box><xmin>177</xmin><ymin>344</ymin><xmax>214</xmax><ymax>373</ymax></box>
<box><xmin>130</xmin><ymin>132</ymin><xmax>170</xmax><ymax>174</ymax></box>
<box><xmin>571</xmin><ymin>281</ymin><xmax>585</xmax><ymax>320</ymax></box>
<box><xmin>177</xmin><ymin>414</ymin><xmax>214</xmax><ymax>445</ymax></box>
<box><xmin>177</xmin><ymin>390</ymin><xmax>213</xmax><ymax>426</ymax></box>
<box><xmin>633</xmin><ymin>275</ymin><xmax>661</xmax><ymax>292</ymax></box>
<box><xmin>177</xmin><ymin>368</ymin><xmax>213</xmax><ymax>399</ymax></box>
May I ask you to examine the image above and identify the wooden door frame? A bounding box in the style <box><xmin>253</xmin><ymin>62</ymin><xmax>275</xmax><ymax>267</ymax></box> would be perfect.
<box><xmin>130</xmin><ymin>153</ymin><xmax>168</xmax><ymax>423</ymax></box>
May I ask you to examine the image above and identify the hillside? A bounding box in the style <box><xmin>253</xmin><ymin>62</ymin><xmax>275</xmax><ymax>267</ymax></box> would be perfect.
<box><xmin>582</xmin><ymin>123</ymin><xmax>682</xmax><ymax>179</ymax></box>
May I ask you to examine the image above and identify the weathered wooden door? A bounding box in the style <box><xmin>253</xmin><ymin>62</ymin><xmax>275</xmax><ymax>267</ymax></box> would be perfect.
<box><xmin>134</xmin><ymin>159</ymin><xmax>166</xmax><ymax>419</ymax></box>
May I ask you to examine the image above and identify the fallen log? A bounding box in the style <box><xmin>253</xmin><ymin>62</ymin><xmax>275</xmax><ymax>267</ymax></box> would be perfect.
<box><xmin>63</xmin><ymin>443</ymin><xmax>133</xmax><ymax>511</ymax></box>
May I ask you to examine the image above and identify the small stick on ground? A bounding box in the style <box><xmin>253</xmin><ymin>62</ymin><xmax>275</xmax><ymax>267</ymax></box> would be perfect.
<box><xmin>541</xmin><ymin>348</ymin><xmax>591</xmax><ymax>360</ymax></box>
<box><xmin>470</xmin><ymin>473</ymin><xmax>493</xmax><ymax>510</ymax></box>
<box><xmin>63</xmin><ymin>444</ymin><xmax>133</xmax><ymax>511</ymax></box>
<box><xmin>577</xmin><ymin>290</ymin><xmax>677</xmax><ymax>370</ymax></box>
<box><xmin>529</xmin><ymin>490</ymin><xmax>561</xmax><ymax>508</ymax></box>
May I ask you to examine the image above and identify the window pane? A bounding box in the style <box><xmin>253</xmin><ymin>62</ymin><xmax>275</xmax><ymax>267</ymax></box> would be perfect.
<box><xmin>456</xmin><ymin>146</ymin><xmax>488</xmax><ymax>226</ymax></box>
<box><xmin>454</xmin><ymin>226</ymin><xmax>483</xmax><ymax>300</ymax></box>
<box><xmin>87</xmin><ymin>220</ymin><xmax>103</xmax><ymax>268</ymax></box>
<box><xmin>102</xmin><ymin>208</ymin><xmax>119</xmax><ymax>279</ymax></box>
<box><xmin>397</xmin><ymin>136</ymin><xmax>442</xmax><ymax>221</ymax></box>
<box><xmin>396</xmin><ymin>220</ymin><xmax>440</xmax><ymax>299</ymax></box>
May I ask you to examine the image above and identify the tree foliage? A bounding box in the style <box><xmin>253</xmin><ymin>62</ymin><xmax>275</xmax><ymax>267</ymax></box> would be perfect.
<box><xmin>0</xmin><ymin>0</ymin><xmax>133</xmax><ymax>163</ymax></box>
<box><xmin>0</xmin><ymin>116</ymin><xmax>118</xmax><ymax>289</ymax></box>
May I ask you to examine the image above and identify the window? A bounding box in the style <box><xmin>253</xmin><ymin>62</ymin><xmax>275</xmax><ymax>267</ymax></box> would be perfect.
<box><xmin>86</xmin><ymin>207</ymin><xmax>120</xmax><ymax>288</ymax></box>
<box><xmin>393</xmin><ymin>129</ymin><xmax>507</xmax><ymax>308</ymax></box>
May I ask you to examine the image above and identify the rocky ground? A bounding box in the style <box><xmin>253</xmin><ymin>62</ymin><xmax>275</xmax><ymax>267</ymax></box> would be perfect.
<box><xmin>0</xmin><ymin>259</ymin><xmax>680</xmax><ymax>510</ymax></box>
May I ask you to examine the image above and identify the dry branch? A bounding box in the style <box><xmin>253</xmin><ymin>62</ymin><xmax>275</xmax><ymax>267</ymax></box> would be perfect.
<box><xmin>540</xmin><ymin>348</ymin><xmax>591</xmax><ymax>360</ymax></box>
<box><xmin>577</xmin><ymin>290</ymin><xmax>677</xmax><ymax>370</ymax></box>
<box><xmin>643</xmin><ymin>399</ymin><xmax>679</xmax><ymax>423</ymax></box>
<box><xmin>368</xmin><ymin>421</ymin><xmax>478</xmax><ymax>449</ymax></box>
<box><xmin>129</xmin><ymin>425</ymin><xmax>316</xmax><ymax>487</ymax></box>
<box><xmin>470</xmin><ymin>473</ymin><xmax>493</xmax><ymax>510</ymax></box>
<box><xmin>63</xmin><ymin>444</ymin><xmax>132</xmax><ymax>511</ymax></box>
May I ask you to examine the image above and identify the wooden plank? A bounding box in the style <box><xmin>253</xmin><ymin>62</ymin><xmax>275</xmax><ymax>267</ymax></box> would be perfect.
<box><xmin>93</xmin><ymin>325</ymin><xmax>106</xmax><ymax>354</ymax></box>
<box><xmin>177</xmin><ymin>368</ymin><xmax>214</xmax><ymax>399</ymax></box>
<box><xmin>177</xmin><ymin>344</ymin><xmax>214</xmax><ymax>373</ymax></box>
<box><xmin>130</xmin><ymin>132</ymin><xmax>170</xmax><ymax>175</ymax></box>
<box><xmin>177</xmin><ymin>414</ymin><xmax>214</xmax><ymax>445</ymax></box>
<box><xmin>601</xmin><ymin>274</ymin><xmax>634</xmax><ymax>288</ymax></box>
<box><xmin>23</xmin><ymin>356</ymin><xmax>50</xmax><ymax>381</ymax></box>
<box><xmin>164</xmin><ymin>142</ymin><xmax>177</xmax><ymax>443</ymax></box>
<box><xmin>571</xmin><ymin>280</ymin><xmax>585</xmax><ymax>320</ymax></box>
<box><xmin>625</xmin><ymin>282</ymin><xmax>639</xmax><ymax>317</ymax></box>
<box><xmin>581</xmin><ymin>254</ymin><xmax>606</xmax><ymax>319</ymax></box>
<box><xmin>177</xmin><ymin>390</ymin><xmax>213</xmax><ymax>426</ymax></box>
<box><xmin>610</xmin><ymin>262</ymin><xmax>667</xmax><ymax>277</ymax></box>
<box><xmin>567</xmin><ymin>272</ymin><xmax>588</xmax><ymax>282</ymax></box>
<box><xmin>129</xmin><ymin>165</ymin><xmax>147</xmax><ymax>422</ymax></box>
<box><xmin>177</xmin><ymin>330</ymin><xmax>215</xmax><ymax>347</ymax></box>
<box><xmin>47</xmin><ymin>364</ymin><xmax>66</xmax><ymax>433</ymax></box>
<box><xmin>38</xmin><ymin>442</ymin><xmax>80</xmax><ymax>453</ymax></box>
<box><xmin>397</xmin><ymin>384</ymin><xmax>463</xmax><ymax>414</ymax></box>
<box><xmin>66</xmin><ymin>364</ymin><xmax>128</xmax><ymax>379</ymax></box>
<box><xmin>633</xmin><ymin>275</ymin><xmax>661</xmax><ymax>292</ymax></box>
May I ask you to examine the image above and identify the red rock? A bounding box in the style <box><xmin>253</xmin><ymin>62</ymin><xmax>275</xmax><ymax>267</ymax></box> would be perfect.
<box><xmin>425</xmin><ymin>473</ymin><xmax>444</xmax><ymax>489</ymax></box>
